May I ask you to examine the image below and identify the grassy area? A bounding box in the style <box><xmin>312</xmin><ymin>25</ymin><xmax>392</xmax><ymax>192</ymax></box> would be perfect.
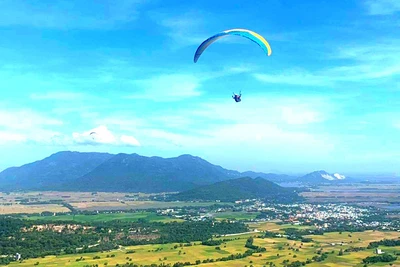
<box><xmin>8</xmin><ymin>222</ymin><xmax>400</xmax><ymax>267</ymax></box>
<box><xmin>305</xmin><ymin>230</ymin><xmax>400</xmax><ymax>247</ymax></box>
<box><xmin>71</xmin><ymin>200</ymin><xmax>233</xmax><ymax>211</ymax></box>
<box><xmin>0</xmin><ymin>204</ymin><xmax>69</xmax><ymax>214</ymax></box>
<box><xmin>212</xmin><ymin>211</ymin><xmax>261</xmax><ymax>221</ymax></box>
<box><xmin>25</xmin><ymin>211</ymin><xmax>184</xmax><ymax>223</ymax></box>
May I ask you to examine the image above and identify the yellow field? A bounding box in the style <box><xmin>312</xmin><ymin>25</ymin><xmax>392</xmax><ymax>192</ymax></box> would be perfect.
<box><xmin>306</xmin><ymin>230</ymin><xmax>400</xmax><ymax>247</ymax></box>
<box><xmin>0</xmin><ymin>191</ymin><xmax>230</xmax><ymax>213</ymax></box>
<box><xmin>248</xmin><ymin>221</ymin><xmax>316</xmax><ymax>233</ymax></box>
<box><xmin>0</xmin><ymin>204</ymin><xmax>69</xmax><ymax>214</ymax></box>
<box><xmin>9</xmin><ymin>222</ymin><xmax>400</xmax><ymax>267</ymax></box>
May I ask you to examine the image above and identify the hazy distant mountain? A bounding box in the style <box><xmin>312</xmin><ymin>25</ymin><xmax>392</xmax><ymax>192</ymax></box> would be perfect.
<box><xmin>300</xmin><ymin>170</ymin><xmax>346</xmax><ymax>184</ymax></box>
<box><xmin>169</xmin><ymin>177</ymin><xmax>302</xmax><ymax>202</ymax></box>
<box><xmin>0</xmin><ymin>151</ymin><xmax>113</xmax><ymax>191</ymax></box>
<box><xmin>242</xmin><ymin>171</ymin><xmax>297</xmax><ymax>183</ymax></box>
<box><xmin>65</xmin><ymin>153</ymin><xmax>243</xmax><ymax>193</ymax></box>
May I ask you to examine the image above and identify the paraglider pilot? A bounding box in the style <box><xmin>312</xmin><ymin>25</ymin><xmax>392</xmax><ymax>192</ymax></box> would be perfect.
<box><xmin>232</xmin><ymin>91</ymin><xmax>241</xmax><ymax>102</ymax></box>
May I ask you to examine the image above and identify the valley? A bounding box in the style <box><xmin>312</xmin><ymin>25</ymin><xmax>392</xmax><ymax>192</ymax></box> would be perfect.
<box><xmin>0</xmin><ymin>152</ymin><xmax>399</xmax><ymax>266</ymax></box>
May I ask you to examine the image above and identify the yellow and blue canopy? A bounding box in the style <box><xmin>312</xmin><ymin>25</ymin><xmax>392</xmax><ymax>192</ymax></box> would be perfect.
<box><xmin>194</xmin><ymin>28</ymin><xmax>272</xmax><ymax>63</ymax></box>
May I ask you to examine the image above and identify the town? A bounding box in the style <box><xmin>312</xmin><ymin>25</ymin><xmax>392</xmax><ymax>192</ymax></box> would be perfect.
<box><xmin>155</xmin><ymin>200</ymin><xmax>400</xmax><ymax>232</ymax></box>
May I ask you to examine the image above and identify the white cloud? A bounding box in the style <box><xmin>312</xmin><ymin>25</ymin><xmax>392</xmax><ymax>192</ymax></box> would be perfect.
<box><xmin>333</xmin><ymin>173</ymin><xmax>346</xmax><ymax>180</ymax></box>
<box><xmin>120</xmin><ymin>135</ymin><xmax>141</xmax><ymax>146</ymax></box>
<box><xmin>72</xmin><ymin>125</ymin><xmax>140</xmax><ymax>147</ymax></box>
<box><xmin>0</xmin><ymin>109</ymin><xmax>63</xmax><ymax>145</ymax></box>
<box><xmin>127</xmin><ymin>74</ymin><xmax>202</xmax><ymax>101</ymax></box>
<box><xmin>0</xmin><ymin>131</ymin><xmax>26</xmax><ymax>144</ymax></box>
<box><xmin>139</xmin><ymin>129</ymin><xmax>188</xmax><ymax>148</ymax></box>
<box><xmin>365</xmin><ymin>0</ymin><xmax>400</xmax><ymax>15</ymax></box>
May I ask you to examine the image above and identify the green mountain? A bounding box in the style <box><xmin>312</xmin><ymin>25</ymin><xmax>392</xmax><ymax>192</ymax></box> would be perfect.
<box><xmin>0</xmin><ymin>151</ymin><xmax>307</xmax><ymax>194</ymax></box>
<box><xmin>241</xmin><ymin>171</ymin><xmax>297</xmax><ymax>183</ymax></box>
<box><xmin>65</xmin><ymin>153</ymin><xmax>242</xmax><ymax>193</ymax></box>
<box><xmin>169</xmin><ymin>177</ymin><xmax>302</xmax><ymax>202</ymax></box>
<box><xmin>0</xmin><ymin>151</ymin><xmax>113</xmax><ymax>191</ymax></box>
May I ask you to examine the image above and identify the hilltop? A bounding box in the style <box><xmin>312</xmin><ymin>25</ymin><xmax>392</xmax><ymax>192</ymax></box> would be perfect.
<box><xmin>169</xmin><ymin>177</ymin><xmax>302</xmax><ymax>202</ymax></box>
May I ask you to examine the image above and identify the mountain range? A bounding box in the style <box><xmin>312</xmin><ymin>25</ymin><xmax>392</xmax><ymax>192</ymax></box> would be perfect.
<box><xmin>0</xmin><ymin>151</ymin><xmax>113</xmax><ymax>191</ymax></box>
<box><xmin>0</xmin><ymin>151</ymin><xmax>349</xmax><ymax>193</ymax></box>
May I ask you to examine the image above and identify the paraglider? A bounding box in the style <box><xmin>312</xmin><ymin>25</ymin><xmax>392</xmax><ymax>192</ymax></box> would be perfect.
<box><xmin>232</xmin><ymin>91</ymin><xmax>242</xmax><ymax>103</ymax></box>
<box><xmin>89</xmin><ymin>132</ymin><xmax>97</xmax><ymax>140</ymax></box>
<box><xmin>193</xmin><ymin>28</ymin><xmax>272</xmax><ymax>63</ymax></box>
<box><xmin>194</xmin><ymin>29</ymin><xmax>272</xmax><ymax>102</ymax></box>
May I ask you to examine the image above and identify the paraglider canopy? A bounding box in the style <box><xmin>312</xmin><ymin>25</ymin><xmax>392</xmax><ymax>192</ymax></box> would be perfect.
<box><xmin>89</xmin><ymin>132</ymin><xmax>97</xmax><ymax>140</ymax></box>
<box><xmin>194</xmin><ymin>28</ymin><xmax>272</xmax><ymax>63</ymax></box>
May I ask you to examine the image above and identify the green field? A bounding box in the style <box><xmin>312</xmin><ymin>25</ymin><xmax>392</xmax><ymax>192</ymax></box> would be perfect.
<box><xmin>8</xmin><ymin>222</ymin><xmax>400</xmax><ymax>267</ymax></box>
<box><xmin>24</xmin><ymin>211</ymin><xmax>184</xmax><ymax>223</ymax></box>
<box><xmin>71</xmin><ymin>200</ymin><xmax>233</xmax><ymax>211</ymax></box>
<box><xmin>212</xmin><ymin>211</ymin><xmax>260</xmax><ymax>221</ymax></box>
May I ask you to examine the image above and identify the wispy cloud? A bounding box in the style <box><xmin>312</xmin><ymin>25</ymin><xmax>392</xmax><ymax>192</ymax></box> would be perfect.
<box><xmin>149</xmin><ymin>11</ymin><xmax>208</xmax><ymax>48</ymax></box>
<box><xmin>81</xmin><ymin>94</ymin><xmax>334</xmax><ymax>154</ymax></box>
<box><xmin>364</xmin><ymin>0</ymin><xmax>400</xmax><ymax>15</ymax></box>
<box><xmin>254</xmin><ymin>39</ymin><xmax>400</xmax><ymax>86</ymax></box>
<box><xmin>0</xmin><ymin>109</ymin><xmax>63</xmax><ymax>130</ymax></box>
<box><xmin>253</xmin><ymin>71</ymin><xmax>331</xmax><ymax>86</ymax></box>
<box><xmin>0</xmin><ymin>0</ymin><xmax>146</xmax><ymax>30</ymax></box>
<box><xmin>72</xmin><ymin>125</ymin><xmax>140</xmax><ymax>146</ymax></box>
<box><xmin>127</xmin><ymin>74</ymin><xmax>202</xmax><ymax>101</ymax></box>
<box><xmin>0</xmin><ymin>131</ymin><xmax>26</xmax><ymax>144</ymax></box>
<box><xmin>30</xmin><ymin>91</ymin><xmax>84</xmax><ymax>101</ymax></box>
<box><xmin>191</xmin><ymin>96</ymin><xmax>331</xmax><ymax>126</ymax></box>
<box><xmin>0</xmin><ymin>108</ymin><xmax>63</xmax><ymax>144</ymax></box>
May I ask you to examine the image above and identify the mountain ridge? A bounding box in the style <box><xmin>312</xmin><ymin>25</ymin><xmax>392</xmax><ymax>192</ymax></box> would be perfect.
<box><xmin>0</xmin><ymin>151</ymin><xmax>349</xmax><ymax>192</ymax></box>
<box><xmin>0</xmin><ymin>151</ymin><xmax>113</xmax><ymax>191</ymax></box>
<box><xmin>64</xmin><ymin>152</ymin><xmax>242</xmax><ymax>193</ymax></box>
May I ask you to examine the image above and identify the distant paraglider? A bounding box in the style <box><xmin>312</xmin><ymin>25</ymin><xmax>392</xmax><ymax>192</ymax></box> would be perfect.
<box><xmin>89</xmin><ymin>132</ymin><xmax>97</xmax><ymax>140</ymax></box>
<box><xmin>193</xmin><ymin>28</ymin><xmax>272</xmax><ymax>103</ymax></box>
<box><xmin>232</xmin><ymin>91</ymin><xmax>242</xmax><ymax>103</ymax></box>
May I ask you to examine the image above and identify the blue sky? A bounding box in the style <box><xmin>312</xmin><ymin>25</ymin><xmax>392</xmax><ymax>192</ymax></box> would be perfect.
<box><xmin>0</xmin><ymin>0</ymin><xmax>399</xmax><ymax>175</ymax></box>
